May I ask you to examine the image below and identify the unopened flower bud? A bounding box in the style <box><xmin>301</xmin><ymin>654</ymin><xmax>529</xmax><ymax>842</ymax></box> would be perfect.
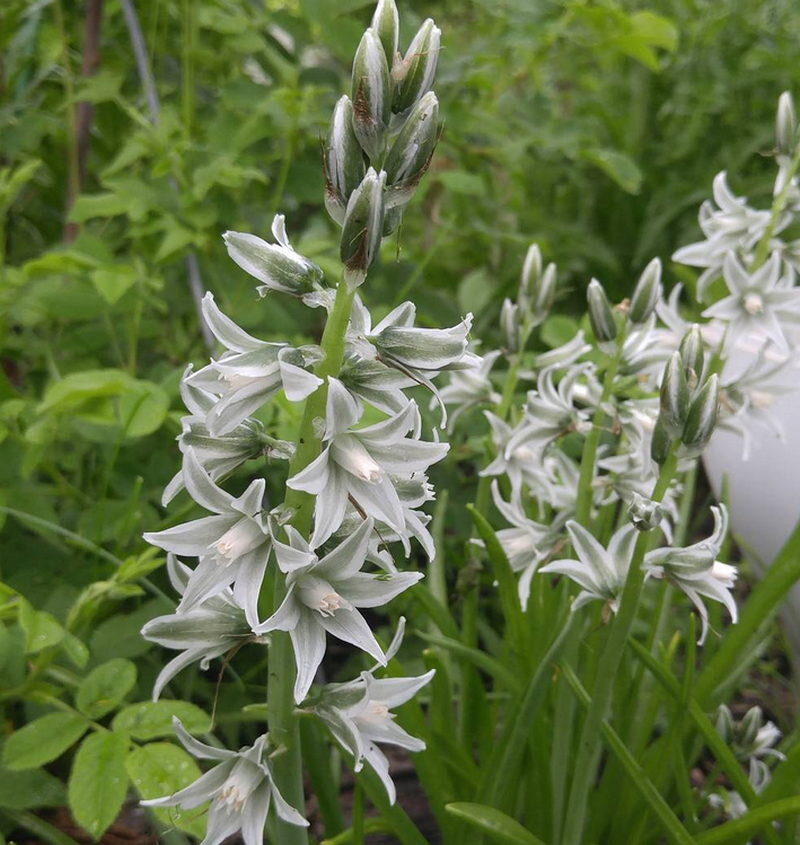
<box><xmin>678</xmin><ymin>324</ymin><xmax>705</xmax><ymax>390</ymax></box>
<box><xmin>324</xmin><ymin>96</ymin><xmax>366</xmax><ymax>225</ymax></box>
<box><xmin>500</xmin><ymin>298</ymin><xmax>519</xmax><ymax>353</ymax></box>
<box><xmin>659</xmin><ymin>351</ymin><xmax>690</xmax><ymax>438</ymax></box>
<box><xmin>627</xmin><ymin>493</ymin><xmax>664</xmax><ymax>532</ymax></box>
<box><xmin>650</xmin><ymin>414</ymin><xmax>671</xmax><ymax>465</ymax></box>
<box><xmin>629</xmin><ymin>257</ymin><xmax>662</xmax><ymax>324</ymax></box>
<box><xmin>393</xmin><ymin>18</ymin><xmax>441</xmax><ymax>114</ymax></box>
<box><xmin>384</xmin><ymin>91</ymin><xmax>439</xmax><ymax>208</ymax></box>
<box><xmin>371</xmin><ymin>0</ymin><xmax>399</xmax><ymax>68</ymax></box>
<box><xmin>715</xmin><ymin>705</ymin><xmax>734</xmax><ymax>743</ymax></box>
<box><xmin>351</xmin><ymin>28</ymin><xmax>391</xmax><ymax>160</ymax></box>
<box><xmin>681</xmin><ymin>374</ymin><xmax>719</xmax><ymax>455</ymax></box>
<box><xmin>340</xmin><ymin>168</ymin><xmax>386</xmax><ymax>290</ymax></box>
<box><xmin>382</xmin><ymin>205</ymin><xmax>403</xmax><ymax>237</ymax></box>
<box><xmin>520</xmin><ymin>244</ymin><xmax>542</xmax><ymax>304</ymax></box>
<box><xmin>739</xmin><ymin>706</ymin><xmax>763</xmax><ymax>749</ymax></box>
<box><xmin>223</xmin><ymin>215</ymin><xmax>323</xmax><ymax>296</ymax></box>
<box><xmin>587</xmin><ymin>279</ymin><xmax>617</xmax><ymax>345</ymax></box>
<box><xmin>776</xmin><ymin>91</ymin><xmax>797</xmax><ymax>157</ymax></box>
<box><xmin>532</xmin><ymin>263</ymin><xmax>557</xmax><ymax>322</ymax></box>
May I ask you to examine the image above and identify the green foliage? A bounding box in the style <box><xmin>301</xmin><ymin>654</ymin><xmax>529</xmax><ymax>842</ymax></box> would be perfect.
<box><xmin>75</xmin><ymin>658</ymin><xmax>137</xmax><ymax>719</ymax></box>
<box><xmin>2</xmin><ymin>714</ymin><xmax>89</xmax><ymax>771</ymax></box>
<box><xmin>111</xmin><ymin>701</ymin><xmax>213</xmax><ymax>740</ymax></box>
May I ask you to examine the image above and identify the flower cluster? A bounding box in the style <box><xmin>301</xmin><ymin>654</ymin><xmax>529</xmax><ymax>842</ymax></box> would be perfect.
<box><xmin>139</xmin><ymin>3</ymin><xmax>473</xmax><ymax>841</ymax></box>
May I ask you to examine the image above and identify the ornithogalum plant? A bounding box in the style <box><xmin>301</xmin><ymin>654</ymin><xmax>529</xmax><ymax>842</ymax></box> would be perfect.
<box><xmin>140</xmin><ymin>3</ymin><xmax>800</xmax><ymax>843</ymax></box>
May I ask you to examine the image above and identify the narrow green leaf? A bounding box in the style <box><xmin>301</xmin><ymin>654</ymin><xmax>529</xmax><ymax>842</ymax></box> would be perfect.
<box><xmin>0</xmin><ymin>809</ymin><xmax>82</xmax><ymax>845</ymax></box>
<box><xmin>67</xmin><ymin>732</ymin><xmax>129</xmax><ymax>840</ymax></box>
<box><xmin>417</xmin><ymin>631</ymin><xmax>519</xmax><ymax>690</ymax></box>
<box><xmin>76</xmin><ymin>658</ymin><xmax>137</xmax><ymax>719</ymax></box>
<box><xmin>112</xmin><ymin>701</ymin><xmax>212</xmax><ymax>740</ymax></box>
<box><xmin>2</xmin><ymin>713</ymin><xmax>89</xmax><ymax>771</ymax></box>
<box><xmin>695</xmin><ymin>518</ymin><xmax>800</xmax><ymax>706</ymax></box>
<box><xmin>445</xmin><ymin>803</ymin><xmax>548</xmax><ymax>845</ymax></box>
<box><xmin>126</xmin><ymin>743</ymin><xmax>206</xmax><ymax>839</ymax></box>
<box><xmin>695</xmin><ymin>797</ymin><xmax>800</xmax><ymax>844</ymax></box>
<box><xmin>0</xmin><ymin>767</ymin><xmax>67</xmax><ymax>809</ymax></box>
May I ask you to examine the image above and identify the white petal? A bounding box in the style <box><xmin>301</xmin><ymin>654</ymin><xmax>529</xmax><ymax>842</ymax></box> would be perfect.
<box><xmin>337</xmin><ymin>571</ymin><xmax>422</xmax><ymax>607</ymax></box>
<box><xmin>320</xmin><ymin>608</ymin><xmax>385</xmax><ymax>664</ymax></box>
<box><xmin>144</xmin><ymin>515</ymin><xmax>237</xmax><ymax>556</ymax></box>
<box><xmin>279</xmin><ymin>354</ymin><xmax>323</xmax><ymax>402</ymax></box>
<box><xmin>362</xmin><ymin>742</ymin><xmax>395</xmax><ymax>804</ymax></box>
<box><xmin>182</xmin><ymin>448</ymin><xmax>234</xmax><ymax>514</ymax></box>
<box><xmin>241</xmin><ymin>781</ymin><xmax>271</xmax><ymax>845</ymax></box>
<box><xmin>287</xmin><ymin>446</ymin><xmax>331</xmax><ymax>495</ymax></box>
<box><xmin>309</xmin><ymin>465</ymin><xmax>349</xmax><ymax>548</ymax></box>
<box><xmin>325</xmin><ymin>377</ymin><xmax>362</xmax><ymax>436</ymax></box>
<box><xmin>142</xmin><ymin>763</ymin><xmax>232</xmax><ymax>809</ymax></box>
<box><xmin>202</xmin><ymin>292</ymin><xmax>265</xmax><ymax>353</ymax></box>
<box><xmin>173</xmin><ymin>718</ymin><xmax>237</xmax><ymax>761</ymax></box>
<box><xmin>291</xmin><ymin>611</ymin><xmax>327</xmax><ymax>703</ymax></box>
<box><xmin>315</xmin><ymin>517</ymin><xmax>374</xmax><ymax>580</ymax></box>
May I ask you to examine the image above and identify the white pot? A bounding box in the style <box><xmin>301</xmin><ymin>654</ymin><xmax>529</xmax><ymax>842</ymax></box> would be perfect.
<box><xmin>703</xmin><ymin>326</ymin><xmax>800</xmax><ymax>670</ymax></box>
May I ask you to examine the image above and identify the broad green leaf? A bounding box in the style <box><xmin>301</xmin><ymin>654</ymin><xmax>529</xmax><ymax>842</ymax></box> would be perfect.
<box><xmin>17</xmin><ymin>597</ymin><xmax>64</xmax><ymax>654</ymax></box>
<box><xmin>445</xmin><ymin>803</ymin><xmax>548</xmax><ymax>845</ymax></box>
<box><xmin>630</xmin><ymin>11</ymin><xmax>678</xmax><ymax>52</ymax></box>
<box><xmin>38</xmin><ymin>369</ymin><xmax>132</xmax><ymax>415</ymax></box>
<box><xmin>89</xmin><ymin>267</ymin><xmax>137</xmax><ymax>305</ymax></box>
<box><xmin>541</xmin><ymin>315</ymin><xmax>580</xmax><ymax>350</ymax></box>
<box><xmin>582</xmin><ymin>148</ymin><xmax>643</xmax><ymax>194</ymax></box>
<box><xmin>458</xmin><ymin>268</ymin><xmax>494</xmax><ymax>316</ymax></box>
<box><xmin>154</xmin><ymin>220</ymin><xmax>196</xmax><ymax>262</ymax></box>
<box><xmin>112</xmin><ymin>701</ymin><xmax>212</xmax><ymax>740</ymax></box>
<box><xmin>117</xmin><ymin>380</ymin><xmax>169</xmax><ymax>438</ymax></box>
<box><xmin>76</xmin><ymin>658</ymin><xmax>137</xmax><ymax>719</ymax></box>
<box><xmin>68</xmin><ymin>192</ymin><xmax>130</xmax><ymax>223</ymax></box>
<box><xmin>67</xmin><ymin>732</ymin><xmax>129</xmax><ymax>840</ymax></box>
<box><xmin>126</xmin><ymin>743</ymin><xmax>206</xmax><ymax>838</ymax></box>
<box><xmin>61</xmin><ymin>631</ymin><xmax>90</xmax><ymax>669</ymax></box>
<box><xmin>0</xmin><ymin>766</ymin><xmax>67</xmax><ymax>809</ymax></box>
<box><xmin>3</xmin><ymin>713</ymin><xmax>89</xmax><ymax>771</ymax></box>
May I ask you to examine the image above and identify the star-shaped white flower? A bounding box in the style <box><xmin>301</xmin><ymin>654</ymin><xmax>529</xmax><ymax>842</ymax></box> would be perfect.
<box><xmin>539</xmin><ymin>521</ymin><xmax>638</xmax><ymax>613</ymax></box>
<box><xmin>141</xmin><ymin>718</ymin><xmax>307</xmax><ymax>844</ymax></box>
<box><xmin>644</xmin><ymin>505</ymin><xmax>737</xmax><ymax>644</ymax></box>
<box><xmin>311</xmin><ymin>619</ymin><xmax>434</xmax><ymax>804</ymax></box>
<box><xmin>287</xmin><ymin>379</ymin><xmax>448</xmax><ymax>547</ymax></box>
<box><xmin>141</xmin><ymin>555</ymin><xmax>257</xmax><ymax>700</ymax></box>
<box><xmin>186</xmin><ymin>293</ymin><xmax>323</xmax><ymax>436</ymax></box>
<box><xmin>255</xmin><ymin>517</ymin><xmax>423</xmax><ymax>703</ymax></box>
<box><xmin>702</xmin><ymin>252</ymin><xmax>800</xmax><ymax>353</ymax></box>
<box><xmin>144</xmin><ymin>448</ymin><xmax>270</xmax><ymax>625</ymax></box>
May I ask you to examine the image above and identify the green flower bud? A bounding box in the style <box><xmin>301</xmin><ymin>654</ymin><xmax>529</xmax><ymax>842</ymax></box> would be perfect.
<box><xmin>587</xmin><ymin>278</ymin><xmax>617</xmax><ymax>345</ymax></box>
<box><xmin>627</xmin><ymin>492</ymin><xmax>664</xmax><ymax>532</ymax></box>
<box><xmin>739</xmin><ymin>706</ymin><xmax>763</xmax><ymax>749</ymax></box>
<box><xmin>519</xmin><ymin>244</ymin><xmax>542</xmax><ymax>304</ymax></box>
<box><xmin>681</xmin><ymin>374</ymin><xmax>719</xmax><ymax>455</ymax></box>
<box><xmin>714</xmin><ymin>704</ymin><xmax>734</xmax><ymax>744</ymax></box>
<box><xmin>340</xmin><ymin>167</ymin><xmax>386</xmax><ymax>290</ymax></box>
<box><xmin>384</xmin><ymin>91</ymin><xmax>439</xmax><ymax>208</ymax></box>
<box><xmin>393</xmin><ymin>18</ymin><xmax>441</xmax><ymax>114</ymax></box>
<box><xmin>501</xmin><ymin>298</ymin><xmax>519</xmax><ymax>353</ymax></box>
<box><xmin>351</xmin><ymin>28</ymin><xmax>391</xmax><ymax>160</ymax></box>
<box><xmin>371</xmin><ymin>0</ymin><xmax>399</xmax><ymax>68</ymax></box>
<box><xmin>659</xmin><ymin>351</ymin><xmax>690</xmax><ymax>438</ymax></box>
<box><xmin>382</xmin><ymin>205</ymin><xmax>403</xmax><ymax>237</ymax></box>
<box><xmin>532</xmin><ymin>263</ymin><xmax>557</xmax><ymax>322</ymax></box>
<box><xmin>629</xmin><ymin>257</ymin><xmax>662</xmax><ymax>324</ymax></box>
<box><xmin>324</xmin><ymin>96</ymin><xmax>366</xmax><ymax>225</ymax></box>
<box><xmin>678</xmin><ymin>324</ymin><xmax>705</xmax><ymax>390</ymax></box>
<box><xmin>776</xmin><ymin>91</ymin><xmax>797</xmax><ymax>157</ymax></box>
<box><xmin>650</xmin><ymin>414</ymin><xmax>672</xmax><ymax>465</ymax></box>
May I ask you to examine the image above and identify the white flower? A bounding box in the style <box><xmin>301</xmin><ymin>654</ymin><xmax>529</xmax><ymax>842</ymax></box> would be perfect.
<box><xmin>141</xmin><ymin>719</ymin><xmax>307</xmax><ymax>844</ymax></box>
<box><xmin>702</xmin><ymin>252</ymin><xmax>800</xmax><ymax>353</ymax></box>
<box><xmin>438</xmin><ymin>348</ymin><xmax>502</xmax><ymax>429</ymax></box>
<box><xmin>223</xmin><ymin>214</ymin><xmax>325</xmax><ymax>299</ymax></box>
<box><xmin>186</xmin><ymin>293</ymin><xmax>323</xmax><ymax>436</ymax></box>
<box><xmin>539</xmin><ymin>521</ymin><xmax>638</xmax><ymax>613</ymax></box>
<box><xmin>141</xmin><ymin>555</ymin><xmax>257</xmax><ymax>700</ymax></box>
<box><xmin>644</xmin><ymin>505</ymin><xmax>737</xmax><ymax>644</ymax></box>
<box><xmin>311</xmin><ymin>619</ymin><xmax>433</xmax><ymax>803</ymax></box>
<box><xmin>144</xmin><ymin>448</ymin><xmax>271</xmax><ymax>626</ymax></box>
<box><xmin>162</xmin><ymin>368</ymin><xmax>269</xmax><ymax>505</ymax></box>
<box><xmin>255</xmin><ymin>517</ymin><xmax>422</xmax><ymax>703</ymax></box>
<box><xmin>287</xmin><ymin>379</ymin><xmax>448</xmax><ymax>547</ymax></box>
<box><xmin>672</xmin><ymin>172</ymin><xmax>774</xmax><ymax>298</ymax></box>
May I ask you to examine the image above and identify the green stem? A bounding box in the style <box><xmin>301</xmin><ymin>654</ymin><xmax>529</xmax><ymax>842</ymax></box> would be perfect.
<box><xmin>750</xmin><ymin>143</ymin><xmax>800</xmax><ymax>270</ymax></box>
<box><xmin>560</xmin><ymin>446</ymin><xmax>679</xmax><ymax>845</ymax></box>
<box><xmin>574</xmin><ymin>323</ymin><xmax>628</xmax><ymax>527</ymax></box>
<box><xmin>266</xmin><ymin>280</ymin><xmax>356</xmax><ymax>844</ymax></box>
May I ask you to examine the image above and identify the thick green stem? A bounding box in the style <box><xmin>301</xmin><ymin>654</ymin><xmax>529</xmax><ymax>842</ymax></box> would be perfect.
<box><xmin>750</xmin><ymin>142</ymin><xmax>800</xmax><ymax>270</ymax></box>
<box><xmin>267</xmin><ymin>280</ymin><xmax>356</xmax><ymax>845</ymax></box>
<box><xmin>560</xmin><ymin>446</ymin><xmax>679</xmax><ymax>845</ymax></box>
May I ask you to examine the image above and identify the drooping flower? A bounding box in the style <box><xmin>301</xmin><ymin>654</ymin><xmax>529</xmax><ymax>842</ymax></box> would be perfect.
<box><xmin>141</xmin><ymin>555</ymin><xmax>258</xmax><ymax>700</ymax></box>
<box><xmin>255</xmin><ymin>516</ymin><xmax>422</xmax><ymax>703</ymax></box>
<box><xmin>644</xmin><ymin>505</ymin><xmax>737</xmax><ymax>644</ymax></box>
<box><xmin>141</xmin><ymin>718</ymin><xmax>307</xmax><ymax>844</ymax></box>
<box><xmin>223</xmin><ymin>214</ymin><xmax>326</xmax><ymax>300</ymax></box>
<box><xmin>539</xmin><ymin>521</ymin><xmax>639</xmax><ymax>613</ymax></box>
<box><xmin>310</xmin><ymin>619</ymin><xmax>433</xmax><ymax>803</ymax></box>
<box><xmin>144</xmin><ymin>448</ymin><xmax>271</xmax><ymax>625</ymax></box>
<box><xmin>287</xmin><ymin>378</ymin><xmax>448</xmax><ymax>548</ymax></box>
<box><xmin>186</xmin><ymin>293</ymin><xmax>323</xmax><ymax>436</ymax></box>
<box><xmin>438</xmin><ymin>348</ymin><xmax>502</xmax><ymax>429</ymax></box>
